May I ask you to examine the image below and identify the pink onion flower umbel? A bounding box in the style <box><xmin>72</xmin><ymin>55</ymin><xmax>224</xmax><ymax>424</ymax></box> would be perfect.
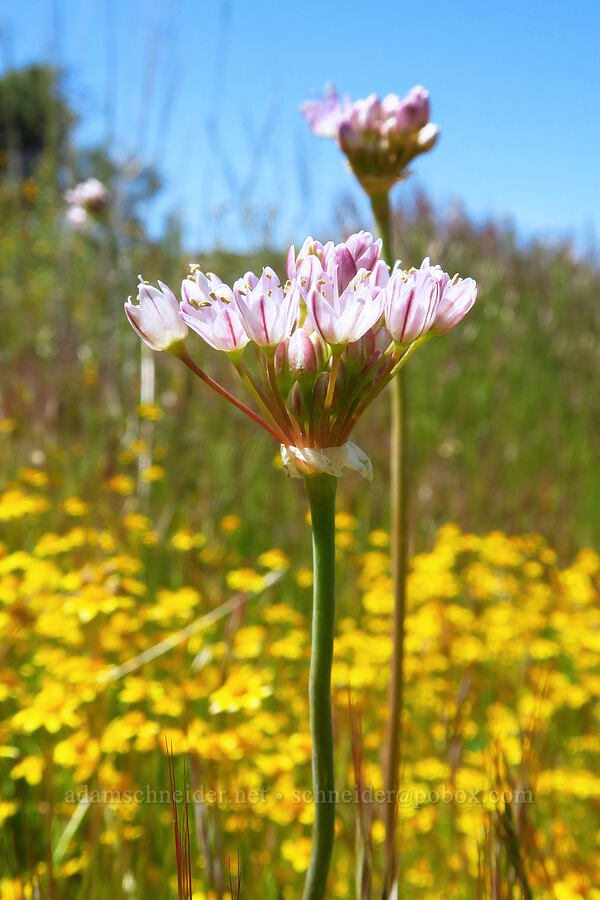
<box><xmin>124</xmin><ymin>232</ymin><xmax>477</xmax><ymax>900</ymax></box>
<box><xmin>124</xmin><ymin>232</ymin><xmax>476</xmax><ymax>480</ymax></box>
<box><xmin>302</xmin><ymin>86</ymin><xmax>439</xmax><ymax>197</ymax></box>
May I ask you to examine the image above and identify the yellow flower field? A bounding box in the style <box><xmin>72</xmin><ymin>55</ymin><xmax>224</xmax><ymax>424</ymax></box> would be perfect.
<box><xmin>2</xmin><ymin>476</ymin><xmax>599</xmax><ymax>898</ymax></box>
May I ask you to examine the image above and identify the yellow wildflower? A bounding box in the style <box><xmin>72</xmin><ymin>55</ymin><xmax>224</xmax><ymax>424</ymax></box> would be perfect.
<box><xmin>136</xmin><ymin>403</ymin><xmax>163</xmax><ymax>420</ymax></box>
<box><xmin>11</xmin><ymin>755</ymin><xmax>45</xmax><ymax>785</ymax></box>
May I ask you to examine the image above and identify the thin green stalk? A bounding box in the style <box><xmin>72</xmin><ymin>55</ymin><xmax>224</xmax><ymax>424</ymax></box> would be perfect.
<box><xmin>320</xmin><ymin>352</ymin><xmax>342</xmax><ymax>444</ymax></box>
<box><xmin>235</xmin><ymin>361</ymin><xmax>288</xmax><ymax>435</ymax></box>
<box><xmin>370</xmin><ymin>192</ymin><xmax>394</xmax><ymax>266</ymax></box>
<box><xmin>337</xmin><ymin>338</ymin><xmax>426</xmax><ymax>442</ymax></box>
<box><xmin>266</xmin><ymin>353</ymin><xmax>300</xmax><ymax>443</ymax></box>
<box><xmin>302</xmin><ymin>473</ymin><xmax>337</xmax><ymax>900</ymax></box>
<box><xmin>369</xmin><ymin>190</ymin><xmax>409</xmax><ymax>893</ymax></box>
<box><xmin>176</xmin><ymin>347</ymin><xmax>283</xmax><ymax>442</ymax></box>
<box><xmin>384</xmin><ymin>370</ymin><xmax>408</xmax><ymax>887</ymax></box>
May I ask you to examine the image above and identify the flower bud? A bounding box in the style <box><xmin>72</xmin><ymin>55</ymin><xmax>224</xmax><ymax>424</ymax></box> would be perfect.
<box><xmin>344</xmin><ymin>231</ymin><xmax>382</xmax><ymax>274</ymax></box>
<box><xmin>373</xmin><ymin>326</ymin><xmax>393</xmax><ymax>353</ymax></box>
<box><xmin>338</xmin><ymin>121</ymin><xmax>363</xmax><ymax>152</ymax></box>
<box><xmin>274</xmin><ymin>337</ymin><xmax>290</xmax><ymax>379</ymax></box>
<box><xmin>309</xmin><ymin>331</ymin><xmax>329</xmax><ymax>370</ymax></box>
<box><xmin>288</xmin><ymin>381</ymin><xmax>306</xmax><ymax>420</ymax></box>
<box><xmin>342</xmin><ymin>329</ymin><xmax>376</xmax><ymax>372</ymax></box>
<box><xmin>416</xmin><ymin>123</ymin><xmax>439</xmax><ymax>153</ymax></box>
<box><xmin>288</xmin><ymin>328</ymin><xmax>319</xmax><ymax>379</ymax></box>
<box><xmin>313</xmin><ymin>372</ymin><xmax>340</xmax><ymax>408</ymax></box>
<box><xmin>334</xmin><ymin>357</ymin><xmax>349</xmax><ymax>394</ymax></box>
<box><xmin>372</xmin><ymin>353</ymin><xmax>395</xmax><ymax>383</ymax></box>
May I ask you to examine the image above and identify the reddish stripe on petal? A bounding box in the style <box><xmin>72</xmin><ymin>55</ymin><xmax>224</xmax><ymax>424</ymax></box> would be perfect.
<box><xmin>311</xmin><ymin>295</ymin><xmax>327</xmax><ymax>343</ymax></box>
<box><xmin>400</xmin><ymin>285</ymin><xmax>413</xmax><ymax>341</ymax></box>
<box><xmin>259</xmin><ymin>298</ymin><xmax>269</xmax><ymax>343</ymax></box>
<box><xmin>224</xmin><ymin>310</ymin><xmax>237</xmax><ymax>348</ymax></box>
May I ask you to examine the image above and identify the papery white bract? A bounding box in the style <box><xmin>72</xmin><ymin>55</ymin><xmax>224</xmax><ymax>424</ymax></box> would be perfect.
<box><xmin>281</xmin><ymin>441</ymin><xmax>373</xmax><ymax>480</ymax></box>
<box><xmin>124</xmin><ymin>280</ymin><xmax>188</xmax><ymax>352</ymax></box>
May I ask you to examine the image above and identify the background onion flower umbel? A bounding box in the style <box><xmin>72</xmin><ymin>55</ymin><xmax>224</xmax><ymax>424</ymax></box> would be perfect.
<box><xmin>64</xmin><ymin>177</ymin><xmax>110</xmax><ymax>230</ymax></box>
<box><xmin>301</xmin><ymin>86</ymin><xmax>439</xmax><ymax>196</ymax></box>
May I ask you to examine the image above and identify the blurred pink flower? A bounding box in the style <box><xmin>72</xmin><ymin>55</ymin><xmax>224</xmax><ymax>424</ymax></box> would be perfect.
<box><xmin>65</xmin><ymin>204</ymin><xmax>89</xmax><ymax>230</ymax></box>
<box><xmin>301</xmin><ymin>86</ymin><xmax>439</xmax><ymax>193</ymax></box>
<box><xmin>300</xmin><ymin>86</ymin><xmax>353</xmax><ymax>139</ymax></box>
<box><xmin>65</xmin><ymin>177</ymin><xmax>109</xmax><ymax>213</ymax></box>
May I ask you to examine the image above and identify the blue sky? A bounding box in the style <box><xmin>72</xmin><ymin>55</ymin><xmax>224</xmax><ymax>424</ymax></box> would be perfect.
<box><xmin>2</xmin><ymin>0</ymin><xmax>599</xmax><ymax>251</ymax></box>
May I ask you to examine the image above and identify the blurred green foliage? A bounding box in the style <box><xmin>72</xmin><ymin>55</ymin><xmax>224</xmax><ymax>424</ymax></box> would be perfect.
<box><xmin>0</xmin><ymin>65</ymin><xmax>73</xmax><ymax>175</ymax></box>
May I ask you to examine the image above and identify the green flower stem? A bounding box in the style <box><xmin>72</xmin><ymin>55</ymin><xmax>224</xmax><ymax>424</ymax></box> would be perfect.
<box><xmin>302</xmin><ymin>473</ymin><xmax>338</xmax><ymax>900</ymax></box>
<box><xmin>370</xmin><ymin>190</ymin><xmax>409</xmax><ymax>891</ymax></box>
<box><xmin>369</xmin><ymin>192</ymin><xmax>394</xmax><ymax>264</ymax></box>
